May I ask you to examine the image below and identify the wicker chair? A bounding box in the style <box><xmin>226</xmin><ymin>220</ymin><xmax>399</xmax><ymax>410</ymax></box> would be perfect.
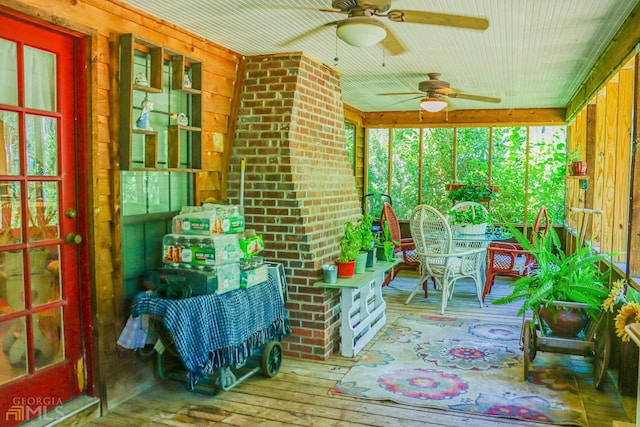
<box><xmin>483</xmin><ymin>205</ymin><xmax>549</xmax><ymax>302</ymax></box>
<box><xmin>379</xmin><ymin>202</ymin><xmax>420</xmax><ymax>284</ymax></box>
<box><xmin>407</xmin><ymin>204</ymin><xmax>486</xmax><ymax>314</ymax></box>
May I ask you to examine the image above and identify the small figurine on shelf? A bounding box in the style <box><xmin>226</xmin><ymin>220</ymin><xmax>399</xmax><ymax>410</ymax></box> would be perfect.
<box><xmin>177</xmin><ymin>113</ymin><xmax>189</xmax><ymax>126</ymax></box>
<box><xmin>134</xmin><ymin>72</ymin><xmax>148</xmax><ymax>86</ymax></box>
<box><xmin>136</xmin><ymin>96</ymin><xmax>154</xmax><ymax>130</ymax></box>
<box><xmin>183</xmin><ymin>73</ymin><xmax>192</xmax><ymax>89</ymax></box>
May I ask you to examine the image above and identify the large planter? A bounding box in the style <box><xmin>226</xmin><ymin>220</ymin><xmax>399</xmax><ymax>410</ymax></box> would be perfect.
<box><xmin>453</xmin><ymin>222</ymin><xmax>488</xmax><ymax>235</ymax></box>
<box><xmin>335</xmin><ymin>260</ymin><xmax>356</xmax><ymax>278</ymax></box>
<box><xmin>539</xmin><ymin>306</ymin><xmax>589</xmax><ymax>337</ymax></box>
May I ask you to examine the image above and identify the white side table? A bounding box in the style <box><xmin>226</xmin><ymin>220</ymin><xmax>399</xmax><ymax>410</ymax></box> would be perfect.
<box><xmin>314</xmin><ymin>260</ymin><xmax>400</xmax><ymax>357</ymax></box>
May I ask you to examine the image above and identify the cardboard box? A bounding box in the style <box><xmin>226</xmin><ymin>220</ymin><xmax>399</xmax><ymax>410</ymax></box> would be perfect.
<box><xmin>172</xmin><ymin>205</ymin><xmax>244</xmax><ymax>235</ymax></box>
<box><xmin>162</xmin><ymin>234</ymin><xmax>241</xmax><ymax>266</ymax></box>
<box><xmin>240</xmin><ymin>264</ymin><xmax>269</xmax><ymax>288</ymax></box>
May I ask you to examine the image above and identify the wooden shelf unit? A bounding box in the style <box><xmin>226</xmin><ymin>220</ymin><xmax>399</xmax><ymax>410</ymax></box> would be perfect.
<box><xmin>119</xmin><ymin>33</ymin><xmax>203</xmax><ymax>172</ymax></box>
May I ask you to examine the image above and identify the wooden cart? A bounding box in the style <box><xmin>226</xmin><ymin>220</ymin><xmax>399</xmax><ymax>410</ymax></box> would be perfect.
<box><xmin>522</xmin><ymin>301</ymin><xmax>611</xmax><ymax>389</ymax></box>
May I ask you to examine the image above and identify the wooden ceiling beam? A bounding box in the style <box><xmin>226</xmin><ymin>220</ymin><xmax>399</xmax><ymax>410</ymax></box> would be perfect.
<box><xmin>360</xmin><ymin>108</ymin><xmax>566</xmax><ymax>128</ymax></box>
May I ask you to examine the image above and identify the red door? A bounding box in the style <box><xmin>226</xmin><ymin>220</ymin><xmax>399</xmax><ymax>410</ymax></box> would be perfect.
<box><xmin>0</xmin><ymin>10</ymin><xmax>88</xmax><ymax>425</ymax></box>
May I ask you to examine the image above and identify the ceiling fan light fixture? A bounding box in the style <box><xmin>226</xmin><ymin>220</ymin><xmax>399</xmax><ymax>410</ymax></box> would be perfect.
<box><xmin>420</xmin><ymin>97</ymin><xmax>448</xmax><ymax>112</ymax></box>
<box><xmin>336</xmin><ymin>18</ymin><xmax>387</xmax><ymax>48</ymax></box>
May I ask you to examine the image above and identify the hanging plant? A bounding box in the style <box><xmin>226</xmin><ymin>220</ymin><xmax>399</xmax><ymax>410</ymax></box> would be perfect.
<box><xmin>446</xmin><ymin>183</ymin><xmax>496</xmax><ymax>203</ymax></box>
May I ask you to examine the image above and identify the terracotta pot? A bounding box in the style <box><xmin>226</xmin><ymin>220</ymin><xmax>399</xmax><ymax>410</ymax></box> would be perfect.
<box><xmin>571</xmin><ymin>161</ymin><xmax>587</xmax><ymax>176</ymax></box>
<box><xmin>539</xmin><ymin>306</ymin><xmax>589</xmax><ymax>337</ymax></box>
<box><xmin>335</xmin><ymin>260</ymin><xmax>356</xmax><ymax>278</ymax></box>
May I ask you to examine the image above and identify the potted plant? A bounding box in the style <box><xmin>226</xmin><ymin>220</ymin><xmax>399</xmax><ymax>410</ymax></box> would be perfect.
<box><xmin>447</xmin><ymin>183</ymin><xmax>496</xmax><ymax>203</ymax></box>
<box><xmin>448</xmin><ymin>204</ymin><xmax>491</xmax><ymax>235</ymax></box>
<box><xmin>336</xmin><ymin>221</ymin><xmax>360</xmax><ymax>278</ymax></box>
<box><xmin>493</xmin><ymin>225</ymin><xmax>612</xmax><ymax>337</ymax></box>
<box><xmin>376</xmin><ymin>220</ymin><xmax>398</xmax><ymax>262</ymax></box>
<box><xmin>567</xmin><ymin>149</ymin><xmax>587</xmax><ymax>176</ymax></box>
<box><xmin>357</xmin><ymin>215</ymin><xmax>378</xmax><ymax>268</ymax></box>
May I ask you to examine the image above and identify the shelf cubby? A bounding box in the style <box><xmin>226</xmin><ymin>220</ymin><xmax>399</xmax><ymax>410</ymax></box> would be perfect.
<box><xmin>119</xmin><ymin>33</ymin><xmax>203</xmax><ymax>172</ymax></box>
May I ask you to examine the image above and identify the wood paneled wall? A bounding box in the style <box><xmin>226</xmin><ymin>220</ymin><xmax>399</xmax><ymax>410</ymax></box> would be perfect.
<box><xmin>566</xmin><ymin>60</ymin><xmax>634</xmax><ymax>261</ymax></box>
<box><xmin>1</xmin><ymin>0</ymin><xmax>242</xmax><ymax>411</ymax></box>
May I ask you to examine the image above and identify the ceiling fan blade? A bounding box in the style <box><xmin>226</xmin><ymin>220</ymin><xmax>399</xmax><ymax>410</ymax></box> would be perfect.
<box><xmin>434</xmin><ymin>87</ymin><xmax>455</xmax><ymax>95</ymax></box>
<box><xmin>386</xmin><ymin>10</ymin><xmax>489</xmax><ymax>30</ymax></box>
<box><xmin>377</xmin><ymin>92</ymin><xmax>423</xmax><ymax>96</ymax></box>
<box><xmin>382</xmin><ymin>26</ymin><xmax>406</xmax><ymax>56</ymax></box>
<box><xmin>279</xmin><ymin>20</ymin><xmax>344</xmax><ymax>46</ymax></box>
<box><xmin>446</xmin><ymin>93</ymin><xmax>501</xmax><ymax>103</ymax></box>
<box><xmin>383</xmin><ymin>95</ymin><xmax>423</xmax><ymax>109</ymax></box>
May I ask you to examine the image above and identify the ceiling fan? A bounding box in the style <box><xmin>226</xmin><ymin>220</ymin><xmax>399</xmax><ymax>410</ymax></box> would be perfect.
<box><xmin>280</xmin><ymin>0</ymin><xmax>490</xmax><ymax>56</ymax></box>
<box><xmin>379</xmin><ymin>73</ymin><xmax>501</xmax><ymax>112</ymax></box>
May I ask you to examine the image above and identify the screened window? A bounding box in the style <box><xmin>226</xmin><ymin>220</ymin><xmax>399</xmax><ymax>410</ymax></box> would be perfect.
<box><xmin>366</xmin><ymin>125</ymin><xmax>566</xmax><ymax>224</ymax></box>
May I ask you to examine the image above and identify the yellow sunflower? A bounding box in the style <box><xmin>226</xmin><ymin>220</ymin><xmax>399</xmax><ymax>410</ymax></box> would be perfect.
<box><xmin>603</xmin><ymin>279</ymin><xmax>626</xmax><ymax>313</ymax></box>
<box><xmin>614</xmin><ymin>302</ymin><xmax>640</xmax><ymax>342</ymax></box>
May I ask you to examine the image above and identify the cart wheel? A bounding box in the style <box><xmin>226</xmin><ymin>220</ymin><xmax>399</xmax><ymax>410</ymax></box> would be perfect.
<box><xmin>261</xmin><ymin>341</ymin><xmax>282</xmax><ymax>378</ymax></box>
<box><xmin>593</xmin><ymin>321</ymin><xmax>611</xmax><ymax>389</ymax></box>
<box><xmin>523</xmin><ymin>320</ymin><xmax>532</xmax><ymax>381</ymax></box>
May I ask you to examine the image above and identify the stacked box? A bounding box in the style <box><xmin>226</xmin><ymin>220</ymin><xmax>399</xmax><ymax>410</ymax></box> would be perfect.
<box><xmin>145</xmin><ymin>264</ymin><xmax>241</xmax><ymax>296</ymax></box>
<box><xmin>240</xmin><ymin>264</ymin><xmax>268</xmax><ymax>289</ymax></box>
<box><xmin>162</xmin><ymin>234</ymin><xmax>241</xmax><ymax>266</ymax></box>
<box><xmin>172</xmin><ymin>205</ymin><xmax>245</xmax><ymax>235</ymax></box>
<box><xmin>155</xmin><ymin>205</ymin><xmax>272</xmax><ymax>296</ymax></box>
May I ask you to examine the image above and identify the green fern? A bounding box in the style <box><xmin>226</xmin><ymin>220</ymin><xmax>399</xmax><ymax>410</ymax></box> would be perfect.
<box><xmin>492</xmin><ymin>225</ymin><xmax>613</xmax><ymax>318</ymax></box>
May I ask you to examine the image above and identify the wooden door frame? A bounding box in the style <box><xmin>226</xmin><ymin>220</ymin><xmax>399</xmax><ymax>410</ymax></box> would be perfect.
<box><xmin>0</xmin><ymin>6</ymin><xmax>97</xmax><ymax>400</ymax></box>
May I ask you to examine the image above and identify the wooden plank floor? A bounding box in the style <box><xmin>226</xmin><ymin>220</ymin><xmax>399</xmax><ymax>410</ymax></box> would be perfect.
<box><xmin>86</xmin><ymin>272</ymin><xmax>636</xmax><ymax>427</ymax></box>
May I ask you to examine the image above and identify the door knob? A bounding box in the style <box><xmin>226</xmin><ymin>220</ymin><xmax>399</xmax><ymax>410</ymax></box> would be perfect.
<box><xmin>65</xmin><ymin>233</ymin><xmax>83</xmax><ymax>244</ymax></box>
<box><xmin>65</xmin><ymin>208</ymin><xmax>77</xmax><ymax>219</ymax></box>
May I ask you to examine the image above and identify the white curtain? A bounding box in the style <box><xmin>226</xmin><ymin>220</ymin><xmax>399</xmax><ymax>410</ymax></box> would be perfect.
<box><xmin>0</xmin><ymin>39</ymin><xmax>18</xmax><ymax>106</ymax></box>
<box><xmin>23</xmin><ymin>45</ymin><xmax>56</xmax><ymax>112</ymax></box>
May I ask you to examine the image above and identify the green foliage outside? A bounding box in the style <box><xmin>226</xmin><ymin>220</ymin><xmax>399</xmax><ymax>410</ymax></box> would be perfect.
<box><xmin>364</xmin><ymin>125</ymin><xmax>566</xmax><ymax>225</ymax></box>
<box><xmin>391</xmin><ymin>128</ymin><xmax>419</xmax><ymax>219</ymax></box>
<box><xmin>345</xmin><ymin>122</ymin><xmax>355</xmax><ymax>168</ymax></box>
<box><xmin>421</xmin><ymin>128</ymin><xmax>453</xmax><ymax>212</ymax></box>
<box><xmin>366</xmin><ymin>128</ymin><xmax>390</xmax><ymax>220</ymax></box>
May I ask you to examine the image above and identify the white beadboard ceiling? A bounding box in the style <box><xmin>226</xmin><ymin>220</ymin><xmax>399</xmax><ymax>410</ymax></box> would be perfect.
<box><xmin>119</xmin><ymin>0</ymin><xmax>639</xmax><ymax>113</ymax></box>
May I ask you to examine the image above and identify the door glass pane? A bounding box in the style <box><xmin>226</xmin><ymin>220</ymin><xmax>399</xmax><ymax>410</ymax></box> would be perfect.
<box><xmin>34</xmin><ymin>307</ymin><xmax>63</xmax><ymax>370</ymax></box>
<box><xmin>26</xmin><ymin>114</ymin><xmax>58</xmax><ymax>176</ymax></box>
<box><xmin>24</xmin><ymin>46</ymin><xmax>57</xmax><ymax>112</ymax></box>
<box><xmin>1</xmin><ymin>182</ymin><xmax>22</xmax><ymax>243</ymax></box>
<box><xmin>0</xmin><ymin>39</ymin><xmax>18</xmax><ymax>106</ymax></box>
<box><xmin>28</xmin><ymin>181</ymin><xmax>59</xmax><ymax>242</ymax></box>
<box><xmin>0</xmin><ymin>110</ymin><xmax>19</xmax><ymax>175</ymax></box>
<box><xmin>0</xmin><ymin>317</ymin><xmax>29</xmax><ymax>382</ymax></box>
<box><xmin>44</xmin><ymin>252</ymin><xmax>60</xmax><ymax>303</ymax></box>
<box><xmin>5</xmin><ymin>265</ymin><xmax>25</xmax><ymax>311</ymax></box>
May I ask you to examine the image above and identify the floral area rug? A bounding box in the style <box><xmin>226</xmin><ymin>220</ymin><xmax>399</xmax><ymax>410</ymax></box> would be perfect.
<box><xmin>331</xmin><ymin>313</ymin><xmax>588</xmax><ymax>426</ymax></box>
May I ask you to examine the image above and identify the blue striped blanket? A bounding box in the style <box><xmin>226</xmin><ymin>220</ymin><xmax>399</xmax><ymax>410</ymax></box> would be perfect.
<box><xmin>131</xmin><ymin>276</ymin><xmax>290</xmax><ymax>388</ymax></box>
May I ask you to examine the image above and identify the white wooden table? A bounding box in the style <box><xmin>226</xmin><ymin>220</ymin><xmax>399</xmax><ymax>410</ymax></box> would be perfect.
<box><xmin>314</xmin><ymin>260</ymin><xmax>400</xmax><ymax>357</ymax></box>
